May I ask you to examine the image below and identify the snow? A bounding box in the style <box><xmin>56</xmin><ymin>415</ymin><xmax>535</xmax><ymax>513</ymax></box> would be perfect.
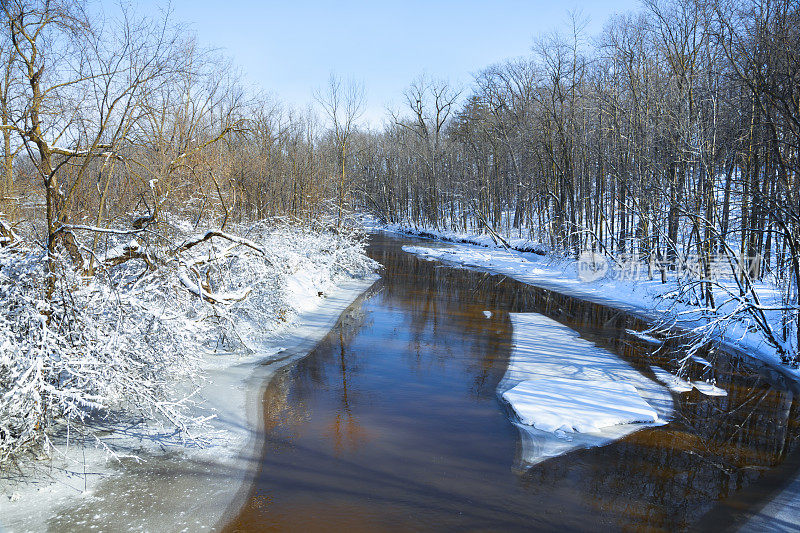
<box><xmin>692</xmin><ymin>380</ymin><xmax>727</xmax><ymax>397</ymax></box>
<box><xmin>626</xmin><ymin>329</ymin><xmax>663</xmax><ymax>345</ymax></box>
<box><xmin>740</xmin><ymin>472</ymin><xmax>800</xmax><ymax>531</ymax></box>
<box><xmin>502</xmin><ymin>378</ymin><xmax>659</xmax><ymax>433</ymax></box>
<box><xmin>499</xmin><ymin>313</ymin><xmax>672</xmax><ymax>466</ymax></box>
<box><xmin>283</xmin><ymin>262</ymin><xmax>325</xmax><ymax>313</ymax></box>
<box><xmin>649</xmin><ymin>365</ymin><xmax>728</xmax><ymax>396</ymax></box>
<box><xmin>376</xmin><ymin>220</ymin><xmax>548</xmax><ymax>254</ymax></box>
<box><xmin>483</xmin><ymin>310</ymin><xmax>492</xmax><ymax>318</ymax></box>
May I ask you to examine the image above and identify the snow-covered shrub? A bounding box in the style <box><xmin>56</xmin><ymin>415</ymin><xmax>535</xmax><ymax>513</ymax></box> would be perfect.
<box><xmin>0</xmin><ymin>245</ymin><xmax>203</xmax><ymax>463</ymax></box>
<box><xmin>177</xmin><ymin>219</ymin><xmax>376</xmax><ymax>352</ymax></box>
<box><xmin>0</xmin><ymin>218</ymin><xmax>376</xmax><ymax>463</ymax></box>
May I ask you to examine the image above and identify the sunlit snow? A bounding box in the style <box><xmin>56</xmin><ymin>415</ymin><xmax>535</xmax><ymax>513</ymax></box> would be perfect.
<box><xmin>692</xmin><ymin>380</ymin><xmax>727</xmax><ymax>396</ymax></box>
<box><xmin>499</xmin><ymin>313</ymin><xmax>672</xmax><ymax>466</ymax></box>
<box><xmin>650</xmin><ymin>365</ymin><xmax>727</xmax><ymax>396</ymax></box>
<box><xmin>502</xmin><ymin>378</ymin><xmax>659</xmax><ymax>433</ymax></box>
<box><xmin>626</xmin><ymin>329</ymin><xmax>663</xmax><ymax>345</ymax></box>
<box><xmin>650</xmin><ymin>366</ymin><xmax>694</xmax><ymax>393</ymax></box>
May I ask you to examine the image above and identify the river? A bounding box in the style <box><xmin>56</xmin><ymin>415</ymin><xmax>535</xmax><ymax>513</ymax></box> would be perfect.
<box><xmin>225</xmin><ymin>233</ymin><xmax>800</xmax><ymax>532</ymax></box>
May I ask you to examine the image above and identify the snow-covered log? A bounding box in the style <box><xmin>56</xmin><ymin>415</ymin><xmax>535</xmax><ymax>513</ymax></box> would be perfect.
<box><xmin>176</xmin><ymin>230</ymin><xmax>271</xmax><ymax>262</ymax></box>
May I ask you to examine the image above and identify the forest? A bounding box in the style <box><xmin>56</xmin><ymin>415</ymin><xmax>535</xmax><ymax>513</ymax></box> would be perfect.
<box><xmin>0</xmin><ymin>0</ymin><xmax>797</xmax><ymax>472</ymax></box>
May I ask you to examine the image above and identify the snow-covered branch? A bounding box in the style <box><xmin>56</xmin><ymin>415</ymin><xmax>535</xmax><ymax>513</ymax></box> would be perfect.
<box><xmin>0</xmin><ymin>220</ymin><xmax>376</xmax><ymax>464</ymax></box>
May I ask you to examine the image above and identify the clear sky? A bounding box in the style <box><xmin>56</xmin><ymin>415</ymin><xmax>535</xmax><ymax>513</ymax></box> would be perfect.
<box><xmin>136</xmin><ymin>1</ymin><xmax>642</xmax><ymax>127</ymax></box>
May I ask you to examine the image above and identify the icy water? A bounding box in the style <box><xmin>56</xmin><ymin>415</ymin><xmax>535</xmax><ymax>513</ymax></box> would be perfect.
<box><xmin>225</xmin><ymin>234</ymin><xmax>800</xmax><ymax>532</ymax></box>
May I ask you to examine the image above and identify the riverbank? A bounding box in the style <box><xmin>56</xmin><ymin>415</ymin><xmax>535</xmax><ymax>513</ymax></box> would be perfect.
<box><xmin>377</xmin><ymin>223</ymin><xmax>796</xmax><ymax>380</ymax></box>
<box><xmin>0</xmin><ymin>224</ymin><xmax>378</xmax><ymax>532</ymax></box>
<box><xmin>0</xmin><ymin>277</ymin><xmax>377</xmax><ymax>532</ymax></box>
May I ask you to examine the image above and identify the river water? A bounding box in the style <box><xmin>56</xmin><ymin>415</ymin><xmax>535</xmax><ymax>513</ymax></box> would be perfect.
<box><xmin>225</xmin><ymin>233</ymin><xmax>800</xmax><ymax>532</ymax></box>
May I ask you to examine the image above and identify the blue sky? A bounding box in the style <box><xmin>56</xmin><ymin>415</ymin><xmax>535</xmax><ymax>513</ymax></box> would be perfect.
<box><xmin>137</xmin><ymin>1</ymin><xmax>641</xmax><ymax>127</ymax></box>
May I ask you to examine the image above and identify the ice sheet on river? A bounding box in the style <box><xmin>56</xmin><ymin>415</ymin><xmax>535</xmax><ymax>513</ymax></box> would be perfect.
<box><xmin>500</xmin><ymin>313</ymin><xmax>673</xmax><ymax>467</ymax></box>
<box><xmin>503</xmin><ymin>378</ymin><xmax>659</xmax><ymax>433</ymax></box>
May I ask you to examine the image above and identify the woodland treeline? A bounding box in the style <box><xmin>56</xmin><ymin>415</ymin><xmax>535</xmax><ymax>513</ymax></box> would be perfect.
<box><xmin>0</xmin><ymin>0</ymin><xmax>377</xmax><ymax>461</ymax></box>
<box><xmin>0</xmin><ymin>0</ymin><xmax>355</xmax><ymax>252</ymax></box>
<box><xmin>351</xmin><ymin>0</ymin><xmax>799</xmax><ymax>360</ymax></box>
<box><xmin>0</xmin><ymin>0</ymin><xmax>797</xmax><ymax>360</ymax></box>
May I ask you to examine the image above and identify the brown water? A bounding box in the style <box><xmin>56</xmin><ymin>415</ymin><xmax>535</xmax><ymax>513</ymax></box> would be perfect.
<box><xmin>225</xmin><ymin>234</ymin><xmax>800</xmax><ymax>532</ymax></box>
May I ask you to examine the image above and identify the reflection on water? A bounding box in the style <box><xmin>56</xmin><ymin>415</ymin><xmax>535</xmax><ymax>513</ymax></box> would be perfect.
<box><xmin>226</xmin><ymin>234</ymin><xmax>800</xmax><ymax>532</ymax></box>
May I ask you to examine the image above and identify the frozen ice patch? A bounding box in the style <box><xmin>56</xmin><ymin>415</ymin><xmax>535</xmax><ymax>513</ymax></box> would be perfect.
<box><xmin>691</xmin><ymin>355</ymin><xmax>712</xmax><ymax>368</ymax></box>
<box><xmin>692</xmin><ymin>380</ymin><xmax>727</xmax><ymax>396</ymax></box>
<box><xmin>651</xmin><ymin>366</ymin><xmax>694</xmax><ymax>393</ymax></box>
<box><xmin>499</xmin><ymin>312</ymin><xmax>672</xmax><ymax>466</ymax></box>
<box><xmin>502</xmin><ymin>378</ymin><xmax>659</xmax><ymax>433</ymax></box>
<box><xmin>626</xmin><ymin>329</ymin><xmax>663</xmax><ymax>345</ymax></box>
<box><xmin>651</xmin><ymin>366</ymin><xmax>727</xmax><ymax>396</ymax></box>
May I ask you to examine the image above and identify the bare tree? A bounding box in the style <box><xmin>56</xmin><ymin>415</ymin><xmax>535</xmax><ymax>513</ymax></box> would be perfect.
<box><xmin>0</xmin><ymin>28</ymin><xmax>22</xmax><ymax>211</ymax></box>
<box><xmin>1</xmin><ymin>1</ymin><xmax>192</xmax><ymax>294</ymax></box>
<box><xmin>315</xmin><ymin>73</ymin><xmax>365</xmax><ymax>227</ymax></box>
<box><xmin>356</xmin><ymin>0</ymin><xmax>799</xmax><ymax>362</ymax></box>
<box><xmin>391</xmin><ymin>75</ymin><xmax>460</xmax><ymax>229</ymax></box>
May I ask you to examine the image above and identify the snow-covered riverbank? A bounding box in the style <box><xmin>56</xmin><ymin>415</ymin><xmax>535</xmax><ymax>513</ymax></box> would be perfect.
<box><xmin>382</xmin><ymin>224</ymin><xmax>796</xmax><ymax>382</ymax></box>
<box><xmin>0</xmin><ymin>224</ymin><xmax>378</xmax><ymax>532</ymax></box>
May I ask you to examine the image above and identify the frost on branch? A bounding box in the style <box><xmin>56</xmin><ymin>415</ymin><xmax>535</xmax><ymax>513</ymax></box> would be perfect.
<box><xmin>0</xmin><ymin>244</ymin><xmax>202</xmax><ymax>463</ymax></box>
<box><xmin>0</xmin><ymin>217</ymin><xmax>376</xmax><ymax>464</ymax></box>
